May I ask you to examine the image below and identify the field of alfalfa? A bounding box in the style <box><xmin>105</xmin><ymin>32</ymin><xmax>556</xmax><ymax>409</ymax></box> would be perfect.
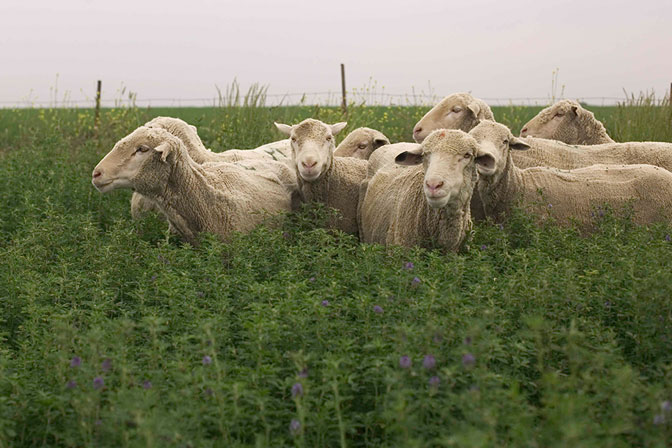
<box><xmin>0</xmin><ymin>97</ymin><xmax>671</xmax><ymax>447</ymax></box>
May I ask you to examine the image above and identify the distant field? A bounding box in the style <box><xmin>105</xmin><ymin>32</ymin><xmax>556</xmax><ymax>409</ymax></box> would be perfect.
<box><xmin>0</xmin><ymin>101</ymin><xmax>671</xmax><ymax>447</ymax></box>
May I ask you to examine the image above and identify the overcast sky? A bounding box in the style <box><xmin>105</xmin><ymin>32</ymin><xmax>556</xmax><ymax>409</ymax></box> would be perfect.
<box><xmin>1</xmin><ymin>0</ymin><xmax>670</xmax><ymax>106</ymax></box>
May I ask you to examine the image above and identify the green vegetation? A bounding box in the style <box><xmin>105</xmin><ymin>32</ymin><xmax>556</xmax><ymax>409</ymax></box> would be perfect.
<box><xmin>0</xmin><ymin>97</ymin><xmax>671</xmax><ymax>447</ymax></box>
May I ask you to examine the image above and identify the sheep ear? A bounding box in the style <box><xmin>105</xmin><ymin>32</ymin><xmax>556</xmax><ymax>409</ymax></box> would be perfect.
<box><xmin>154</xmin><ymin>141</ymin><xmax>175</xmax><ymax>163</ymax></box>
<box><xmin>509</xmin><ymin>137</ymin><xmax>530</xmax><ymax>151</ymax></box>
<box><xmin>467</xmin><ymin>101</ymin><xmax>481</xmax><ymax>117</ymax></box>
<box><xmin>274</xmin><ymin>122</ymin><xmax>293</xmax><ymax>136</ymax></box>
<box><xmin>189</xmin><ymin>125</ymin><xmax>198</xmax><ymax>133</ymax></box>
<box><xmin>395</xmin><ymin>148</ymin><xmax>424</xmax><ymax>166</ymax></box>
<box><xmin>331</xmin><ymin>122</ymin><xmax>347</xmax><ymax>136</ymax></box>
<box><xmin>373</xmin><ymin>138</ymin><xmax>388</xmax><ymax>150</ymax></box>
<box><xmin>570</xmin><ymin>105</ymin><xmax>578</xmax><ymax>117</ymax></box>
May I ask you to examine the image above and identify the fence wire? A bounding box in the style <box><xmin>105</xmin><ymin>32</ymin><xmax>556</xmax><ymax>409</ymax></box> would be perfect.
<box><xmin>0</xmin><ymin>91</ymin><xmax>630</xmax><ymax>109</ymax></box>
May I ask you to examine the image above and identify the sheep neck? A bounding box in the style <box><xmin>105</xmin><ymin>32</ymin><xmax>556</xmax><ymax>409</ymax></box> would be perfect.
<box><xmin>296</xmin><ymin>157</ymin><xmax>335</xmax><ymax>203</ymax></box>
<box><xmin>155</xmin><ymin>155</ymin><xmax>235</xmax><ymax>243</ymax></box>
<box><xmin>477</xmin><ymin>152</ymin><xmax>524</xmax><ymax>219</ymax></box>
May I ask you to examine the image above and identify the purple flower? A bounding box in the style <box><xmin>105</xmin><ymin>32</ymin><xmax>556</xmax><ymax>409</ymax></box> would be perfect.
<box><xmin>197</xmin><ymin>291</ymin><xmax>204</xmax><ymax>298</ymax></box>
<box><xmin>604</xmin><ymin>301</ymin><xmax>612</xmax><ymax>308</ymax></box>
<box><xmin>480</xmin><ymin>244</ymin><xmax>487</xmax><ymax>251</ymax></box>
<box><xmin>498</xmin><ymin>223</ymin><xmax>504</xmax><ymax>231</ymax></box>
<box><xmin>298</xmin><ymin>367</ymin><xmax>309</xmax><ymax>378</ymax></box>
<box><xmin>95</xmin><ymin>419</ymin><xmax>102</xmax><ymax>427</ymax></box>
<box><xmin>399</xmin><ymin>355</ymin><xmax>411</xmax><ymax>369</ymax></box>
<box><xmin>411</xmin><ymin>277</ymin><xmax>421</xmax><ymax>286</ymax></box>
<box><xmin>93</xmin><ymin>376</ymin><xmax>104</xmax><ymax>390</ymax></box>
<box><xmin>653</xmin><ymin>414</ymin><xmax>665</xmax><ymax>425</ymax></box>
<box><xmin>429</xmin><ymin>376</ymin><xmax>440</xmax><ymax>387</ymax></box>
<box><xmin>150</xmin><ymin>275</ymin><xmax>157</xmax><ymax>282</ymax></box>
<box><xmin>373</xmin><ymin>305</ymin><xmax>383</xmax><ymax>314</ymax></box>
<box><xmin>289</xmin><ymin>418</ymin><xmax>301</xmax><ymax>435</ymax></box>
<box><xmin>204</xmin><ymin>388</ymin><xmax>214</xmax><ymax>397</ymax></box>
<box><xmin>662</xmin><ymin>400</ymin><xmax>671</xmax><ymax>412</ymax></box>
<box><xmin>291</xmin><ymin>382</ymin><xmax>304</xmax><ymax>398</ymax></box>
<box><xmin>66</xmin><ymin>380</ymin><xmax>77</xmax><ymax>389</ymax></box>
<box><xmin>101</xmin><ymin>358</ymin><xmax>112</xmax><ymax>372</ymax></box>
<box><xmin>666</xmin><ymin>234</ymin><xmax>671</xmax><ymax>242</ymax></box>
<box><xmin>463</xmin><ymin>336</ymin><xmax>472</xmax><ymax>345</ymax></box>
<box><xmin>547</xmin><ymin>203</ymin><xmax>553</xmax><ymax>208</ymax></box>
<box><xmin>321</xmin><ymin>300</ymin><xmax>330</xmax><ymax>307</ymax></box>
<box><xmin>202</xmin><ymin>355</ymin><xmax>212</xmax><ymax>365</ymax></box>
<box><xmin>462</xmin><ymin>353</ymin><xmax>476</xmax><ymax>368</ymax></box>
<box><xmin>70</xmin><ymin>356</ymin><xmax>81</xmax><ymax>368</ymax></box>
<box><xmin>309</xmin><ymin>277</ymin><xmax>316</xmax><ymax>282</ymax></box>
<box><xmin>422</xmin><ymin>355</ymin><xmax>436</xmax><ymax>370</ymax></box>
<box><xmin>142</xmin><ymin>380</ymin><xmax>152</xmax><ymax>390</ymax></box>
<box><xmin>283</xmin><ymin>231</ymin><xmax>291</xmax><ymax>240</ymax></box>
<box><xmin>403</xmin><ymin>261</ymin><xmax>414</xmax><ymax>270</ymax></box>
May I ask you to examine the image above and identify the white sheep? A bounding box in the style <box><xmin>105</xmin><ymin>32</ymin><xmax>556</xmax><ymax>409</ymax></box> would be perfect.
<box><xmin>469</xmin><ymin>121</ymin><xmax>672</xmax><ymax>228</ymax></box>
<box><xmin>93</xmin><ymin>126</ymin><xmax>297</xmax><ymax>245</ymax></box>
<box><xmin>359</xmin><ymin>129</ymin><xmax>481</xmax><ymax>250</ymax></box>
<box><xmin>412</xmin><ymin>93</ymin><xmax>495</xmax><ymax>143</ymax></box>
<box><xmin>474</xmin><ymin>120</ymin><xmax>672</xmax><ymax>173</ymax></box>
<box><xmin>520</xmin><ymin>99</ymin><xmax>614</xmax><ymax>144</ymax></box>
<box><xmin>274</xmin><ymin>118</ymin><xmax>367</xmax><ymax>234</ymax></box>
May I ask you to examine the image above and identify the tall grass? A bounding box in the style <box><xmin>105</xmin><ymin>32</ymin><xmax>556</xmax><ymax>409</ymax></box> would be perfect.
<box><xmin>0</xmin><ymin>90</ymin><xmax>671</xmax><ymax>447</ymax></box>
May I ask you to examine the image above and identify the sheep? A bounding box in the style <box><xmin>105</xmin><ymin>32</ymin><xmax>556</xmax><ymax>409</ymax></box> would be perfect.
<box><xmin>469</xmin><ymin>121</ymin><xmax>672</xmax><ymax>228</ymax></box>
<box><xmin>474</xmin><ymin>120</ymin><xmax>672</xmax><ymax>173</ymax></box>
<box><xmin>333</xmin><ymin>127</ymin><xmax>390</xmax><ymax>159</ymax></box>
<box><xmin>274</xmin><ymin>118</ymin><xmax>368</xmax><ymax>234</ymax></box>
<box><xmin>92</xmin><ymin>126</ymin><xmax>297</xmax><ymax>245</ymax></box>
<box><xmin>520</xmin><ymin>99</ymin><xmax>615</xmax><ymax>144</ymax></box>
<box><xmin>412</xmin><ymin>93</ymin><xmax>495</xmax><ymax>143</ymax></box>
<box><xmin>359</xmin><ymin>129</ymin><xmax>481</xmax><ymax>250</ymax></box>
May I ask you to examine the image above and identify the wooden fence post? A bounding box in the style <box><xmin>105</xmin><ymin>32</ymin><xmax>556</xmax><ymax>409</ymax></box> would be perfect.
<box><xmin>94</xmin><ymin>80</ymin><xmax>102</xmax><ymax>134</ymax></box>
<box><xmin>340</xmin><ymin>64</ymin><xmax>347</xmax><ymax>115</ymax></box>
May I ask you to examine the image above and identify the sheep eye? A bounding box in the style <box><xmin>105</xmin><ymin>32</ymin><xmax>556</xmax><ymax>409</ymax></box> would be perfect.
<box><xmin>326</xmin><ymin>136</ymin><xmax>332</xmax><ymax>141</ymax></box>
<box><xmin>358</xmin><ymin>143</ymin><xmax>367</xmax><ymax>149</ymax></box>
<box><xmin>452</xmin><ymin>107</ymin><xmax>462</xmax><ymax>113</ymax></box>
<box><xmin>291</xmin><ymin>137</ymin><xmax>297</xmax><ymax>142</ymax></box>
<box><xmin>136</xmin><ymin>146</ymin><xmax>149</xmax><ymax>153</ymax></box>
<box><xmin>464</xmin><ymin>153</ymin><xmax>472</xmax><ymax>159</ymax></box>
<box><xmin>554</xmin><ymin>112</ymin><xmax>564</xmax><ymax>118</ymax></box>
<box><xmin>503</xmin><ymin>139</ymin><xmax>509</xmax><ymax>145</ymax></box>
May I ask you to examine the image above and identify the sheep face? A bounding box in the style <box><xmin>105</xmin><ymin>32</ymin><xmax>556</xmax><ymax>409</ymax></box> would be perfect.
<box><xmin>413</xmin><ymin>93</ymin><xmax>486</xmax><ymax>143</ymax></box>
<box><xmin>333</xmin><ymin>127</ymin><xmax>390</xmax><ymax>159</ymax></box>
<box><xmin>275</xmin><ymin>119</ymin><xmax>347</xmax><ymax>182</ymax></box>
<box><xmin>520</xmin><ymin>100</ymin><xmax>580</xmax><ymax>141</ymax></box>
<box><xmin>395</xmin><ymin>129</ymin><xmax>479</xmax><ymax>209</ymax></box>
<box><xmin>92</xmin><ymin>126</ymin><xmax>178</xmax><ymax>195</ymax></box>
<box><xmin>469</xmin><ymin>121</ymin><xmax>530</xmax><ymax>183</ymax></box>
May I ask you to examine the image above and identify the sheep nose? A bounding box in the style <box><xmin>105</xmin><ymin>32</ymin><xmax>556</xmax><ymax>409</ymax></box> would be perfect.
<box><xmin>414</xmin><ymin>126</ymin><xmax>422</xmax><ymax>134</ymax></box>
<box><xmin>425</xmin><ymin>179</ymin><xmax>444</xmax><ymax>193</ymax></box>
<box><xmin>93</xmin><ymin>170</ymin><xmax>102</xmax><ymax>178</ymax></box>
<box><xmin>520</xmin><ymin>127</ymin><xmax>528</xmax><ymax>135</ymax></box>
<box><xmin>302</xmin><ymin>160</ymin><xmax>317</xmax><ymax>169</ymax></box>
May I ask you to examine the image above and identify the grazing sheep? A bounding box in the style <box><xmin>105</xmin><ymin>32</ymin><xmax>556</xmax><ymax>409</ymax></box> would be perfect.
<box><xmin>92</xmin><ymin>126</ymin><xmax>297</xmax><ymax>245</ymax></box>
<box><xmin>333</xmin><ymin>127</ymin><xmax>390</xmax><ymax>159</ymax></box>
<box><xmin>412</xmin><ymin>93</ymin><xmax>495</xmax><ymax>143</ymax></box>
<box><xmin>520</xmin><ymin>99</ymin><xmax>614</xmax><ymax>144</ymax></box>
<box><xmin>275</xmin><ymin>118</ymin><xmax>367</xmax><ymax>234</ymax></box>
<box><xmin>360</xmin><ymin>129</ymin><xmax>482</xmax><ymax>250</ymax></box>
<box><xmin>474</xmin><ymin>120</ymin><xmax>672</xmax><ymax>172</ymax></box>
<box><xmin>469</xmin><ymin>121</ymin><xmax>672</xmax><ymax>228</ymax></box>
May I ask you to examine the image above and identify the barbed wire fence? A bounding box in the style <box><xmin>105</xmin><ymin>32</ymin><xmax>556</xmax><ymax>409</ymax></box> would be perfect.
<box><xmin>0</xmin><ymin>92</ymin><xmax>631</xmax><ymax>109</ymax></box>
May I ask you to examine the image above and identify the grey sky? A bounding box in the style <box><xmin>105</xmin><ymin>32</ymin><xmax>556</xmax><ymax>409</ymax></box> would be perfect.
<box><xmin>1</xmin><ymin>0</ymin><xmax>671</xmax><ymax>106</ymax></box>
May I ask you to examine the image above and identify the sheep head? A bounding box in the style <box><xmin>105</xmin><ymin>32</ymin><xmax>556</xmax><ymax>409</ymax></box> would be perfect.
<box><xmin>275</xmin><ymin>118</ymin><xmax>347</xmax><ymax>182</ymax></box>
<box><xmin>92</xmin><ymin>126</ymin><xmax>182</xmax><ymax>195</ymax></box>
<box><xmin>469</xmin><ymin>121</ymin><xmax>530</xmax><ymax>184</ymax></box>
<box><xmin>394</xmin><ymin>129</ymin><xmax>479</xmax><ymax>210</ymax></box>
<box><xmin>520</xmin><ymin>100</ymin><xmax>581</xmax><ymax>141</ymax></box>
<box><xmin>413</xmin><ymin>93</ymin><xmax>494</xmax><ymax>143</ymax></box>
<box><xmin>333</xmin><ymin>127</ymin><xmax>390</xmax><ymax>159</ymax></box>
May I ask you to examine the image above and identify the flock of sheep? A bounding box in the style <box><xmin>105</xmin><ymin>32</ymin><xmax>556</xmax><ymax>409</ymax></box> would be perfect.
<box><xmin>91</xmin><ymin>93</ymin><xmax>672</xmax><ymax>251</ymax></box>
